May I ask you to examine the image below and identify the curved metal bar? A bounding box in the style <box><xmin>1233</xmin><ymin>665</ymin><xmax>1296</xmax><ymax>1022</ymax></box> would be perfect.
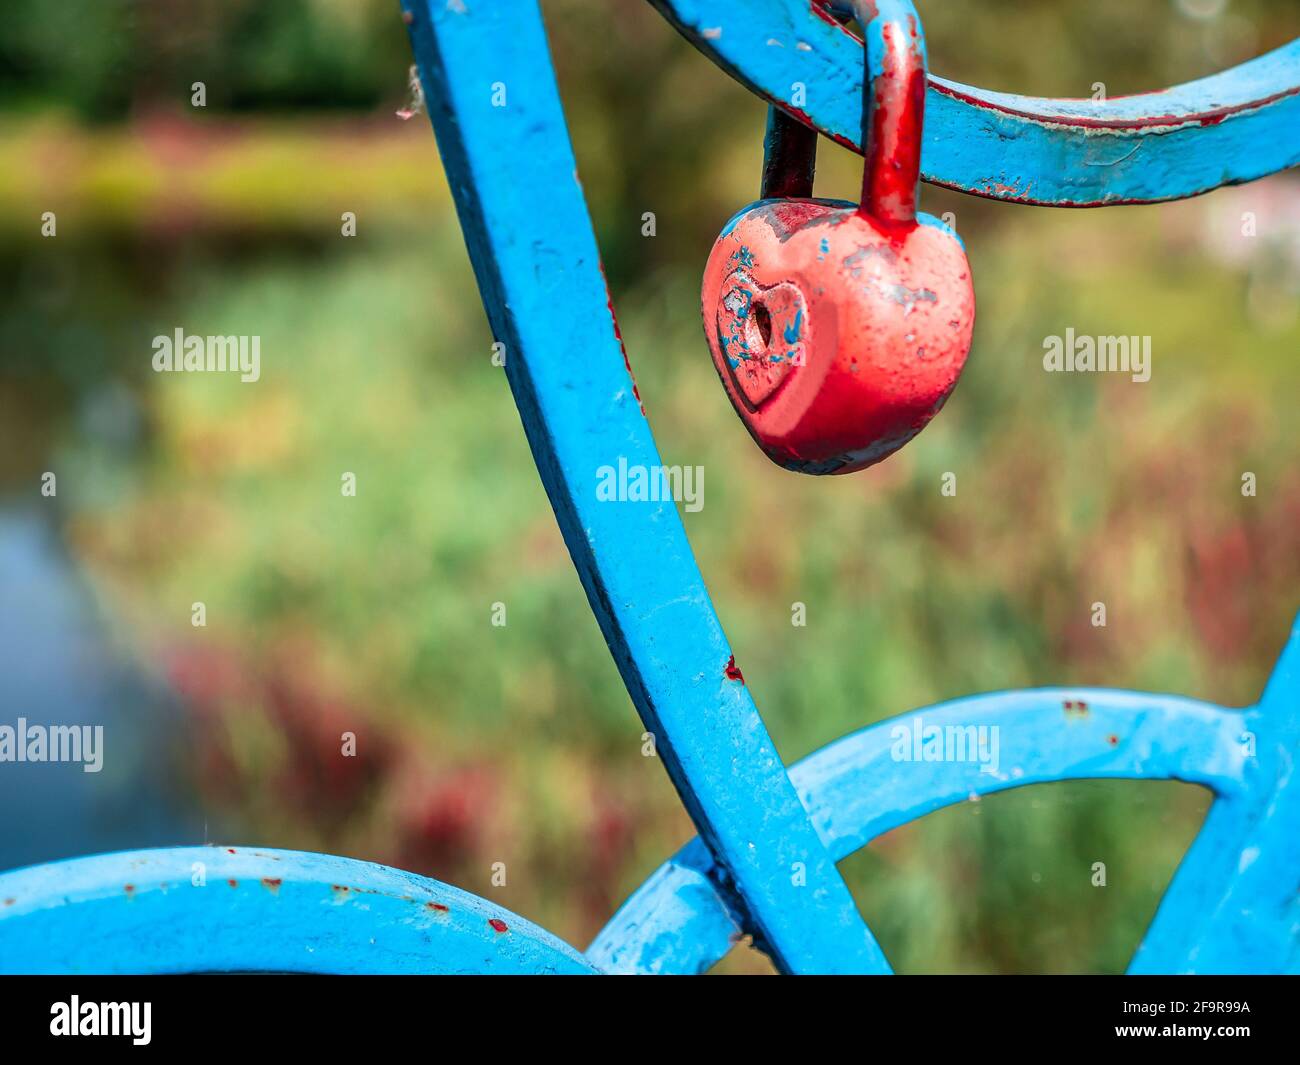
<box><xmin>588</xmin><ymin>841</ymin><xmax>743</xmax><ymax>975</ymax></box>
<box><xmin>589</xmin><ymin>686</ymin><xmax>1252</xmax><ymax>974</ymax></box>
<box><xmin>0</xmin><ymin>846</ymin><xmax>596</xmax><ymax>974</ymax></box>
<box><xmin>397</xmin><ymin>0</ymin><xmax>888</xmax><ymax>974</ymax></box>
<box><xmin>651</xmin><ymin>0</ymin><xmax>1300</xmax><ymax>205</ymax></box>
<box><xmin>850</xmin><ymin>0</ymin><xmax>927</xmax><ymax>225</ymax></box>
<box><xmin>1131</xmin><ymin>613</ymin><xmax>1300</xmax><ymax>974</ymax></box>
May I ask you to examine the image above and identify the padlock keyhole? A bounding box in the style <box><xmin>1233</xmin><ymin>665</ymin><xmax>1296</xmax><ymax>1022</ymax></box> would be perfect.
<box><xmin>753</xmin><ymin>300</ymin><xmax>773</xmax><ymax>349</ymax></box>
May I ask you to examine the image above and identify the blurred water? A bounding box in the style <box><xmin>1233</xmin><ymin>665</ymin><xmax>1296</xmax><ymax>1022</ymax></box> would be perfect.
<box><xmin>0</xmin><ymin>504</ymin><xmax>205</xmax><ymax>872</ymax></box>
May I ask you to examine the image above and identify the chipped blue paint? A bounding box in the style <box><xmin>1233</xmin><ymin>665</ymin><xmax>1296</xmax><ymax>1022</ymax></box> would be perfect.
<box><xmin>0</xmin><ymin>0</ymin><xmax>1296</xmax><ymax>976</ymax></box>
<box><xmin>718</xmin><ymin>206</ymin><xmax>749</xmax><ymax>238</ymax></box>
<box><xmin>731</xmin><ymin>245</ymin><xmax>755</xmax><ymax>269</ymax></box>
<box><xmin>652</xmin><ymin>0</ymin><xmax>1300</xmax><ymax>205</ymax></box>
<box><xmin>918</xmin><ymin>211</ymin><xmax>965</xmax><ymax>250</ymax></box>
<box><xmin>0</xmin><ymin>847</ymin><xmax>596</xmax><ymax>974</ymax></box>
<box><xmin>590</xmin><ymin>627</ymin><xmax>1298</xmax><ymax>973</ymax></box>
<box><xmin>782</xmin><ymin>307</ymin><xmax>802</xmax><ymax>343</ymax></box>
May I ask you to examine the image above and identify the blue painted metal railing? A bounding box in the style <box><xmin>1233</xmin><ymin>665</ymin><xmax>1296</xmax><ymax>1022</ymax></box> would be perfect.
<box><xmin>1</xmin><ymin>0</ymin><xmax>1297</xmax><ymax>975</ymax></box>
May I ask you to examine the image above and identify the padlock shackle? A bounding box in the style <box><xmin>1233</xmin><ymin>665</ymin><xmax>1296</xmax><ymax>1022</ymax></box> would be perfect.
<box><xmin>852</xmin><ymin>0</ymin><xmax>927</xmax><ymax>226</ymax></box>
<box><xmin>761</xmin><ymin>105</ymin><xmax>818</xmax><ymax>199</ymax></box>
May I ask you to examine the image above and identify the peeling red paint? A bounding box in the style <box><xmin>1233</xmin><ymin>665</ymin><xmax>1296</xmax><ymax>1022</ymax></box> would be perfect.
<box><xmin>227</xmin><ymin>879</ymin><xmax>238</xmax><ymax>888</ymax></box>
<box><xmin>932</xmin><ymin>79</ymin><xmax>1300</xmax><ymax>131</ymax></box>
<box><xmin>1109</xmin><ymin>734</ymin><xmax>1120</xmax><ymax>746</ymax></box>
<box><xmin>724</xmin><ymin>655</ymin><xmax>745</xmax><ymax>683</ymax></box>
<box><xmin>426</xmin><ymin>901</ymin><xmax>450</xmax><ymax>912</ymax></box>
<box><xmin>123</xmin><ymin>884</ymin><xmax>135</xmax><ymax>897</ymax></box>
<box><xmin>864</xmin><ymin>19</ymin><xmax>925</xmax><ymax>226</ymax></box>
<box><xmin>984</xmin><ymin>181</ymin><xmax>1029</xmax><ymax>199</ymax></box>
<box><xmin>488</xmin><ymin>918</ymin><xmax>509</xmax><ymax>933</ymax></box>
<box><xmin>609</xmin><ymin>301</ymin><xmax>645</xmax><ymax>415</ymax></box>
<box><xmin>776</xmin><ymin>6</ymin><xmax>1293</xmax><ymax>210</ymax></box>
<box><xmin>261</xmin><ymin>877</ymin><xmax>282</xmax><ymax>893</ymax></box>
<box><xmin>702</xmin><ymin>3</ymin><xmax>972</xmax><ymax>477</ymax></box>
<box><xmin>702</xmin><ymin>195</ymin><xmax>972</xmax><ymax>474</ymax></box>
<box><xmin>808</xmin><ymin>1</ymin><xmax>841</xmax><ymax>30</ymax></box>
<box><xmin>598</xmin><ymin>264</ymin><xmax>646</xmax><ymax>417</ymax></box>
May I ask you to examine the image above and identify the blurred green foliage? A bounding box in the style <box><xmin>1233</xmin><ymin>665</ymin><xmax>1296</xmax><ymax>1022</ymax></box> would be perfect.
<box><xmin>3</xmin><ymin>0</ymin><xmax>1297</xmax><ymax>122</ymax></box>
<box><xmin>1</xmin><ymin>0</ymin><xmax>1298</xmax><ymax>973</ymax></box>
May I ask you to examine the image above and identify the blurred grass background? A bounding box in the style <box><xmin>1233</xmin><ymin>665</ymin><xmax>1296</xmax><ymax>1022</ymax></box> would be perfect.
<box><xmin>0</xmin><ymin>0</ymin><xmax>1297</xmax><ymax>973</ymax></box>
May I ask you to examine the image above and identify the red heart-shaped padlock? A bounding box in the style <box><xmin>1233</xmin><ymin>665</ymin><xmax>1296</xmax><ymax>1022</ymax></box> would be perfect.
<box><xmin>701</xmin><ymin>1</ymin><xmax>974</xmax><ymax>475</ymax></box>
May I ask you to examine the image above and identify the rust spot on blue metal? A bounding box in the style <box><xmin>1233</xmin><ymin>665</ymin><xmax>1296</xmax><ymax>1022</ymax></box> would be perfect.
<box><xmin>123</xmin><ymin>884</ymin><xmax>135</xmax><ymax>897</ymax></box>
<box><xmin>724</xmin><ymin>655</ymin><xmax>745</xmax><ymax>683</ymax></box>
<box><xmin>261</xmin><ymin>878</ymin><xmax>282</xmax><ymax>894</ymax></box>
<box><xmin>426</xmin><ymin>901</ymin><xmax>450</xmax><ymax>913</ymax></box>
<box><xmin>227</xmin><ymin>879</ymin><xmax>238</xmax><ymax>888</ymax></box>
<box><xmin>1063</xmin><ymin>699</ymin><xmax>1089</xmax><ymax>717</ymax></box>
<box><xmin>932</xmin><ymin>79</ymin><xmax>1300</xmax><ymax>132</ymax></box>
<box><xmin>600</xmin><ymin>266</ymin><xmax>646</xmax><ymax>416</ymax></box>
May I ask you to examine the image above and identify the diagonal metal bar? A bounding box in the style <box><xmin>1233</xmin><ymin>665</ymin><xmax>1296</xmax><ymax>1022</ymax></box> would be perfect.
<box><xmin>397</xmin><ymin>0</ymin><xmax>887</xmax><ymax>974</ymax></box>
